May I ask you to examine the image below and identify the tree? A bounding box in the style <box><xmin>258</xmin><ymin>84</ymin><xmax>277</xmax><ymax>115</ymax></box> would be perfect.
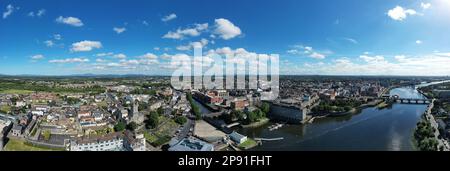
<box><xmin>261</xmin><ymin>102</ymin><xmax>270</xmax><ymax>114</ymax></box>
<box><xmin>127</xmin><ymin>122</ymin><xmax>138</xmax><ymax>131</ymax></box>
<box><xmin>245</xmin><ymin>111</ymin><xmax>257</xmax><ymax>124</ymax></box>
<box><xmin>174</xmin><ymin>116</ymin><xmax>188</xmax><ymax>125</ymax></box>
<box><xmin>114</xmin><ymin>121</ymin><xmax>126</xmax><ymax>132</ymax></box>
<box><xmin>157</xmin><ymin>107</ymin><xmax>164</xmax><ymax>116</ymax></box>
<box><xmin>146</xmin><ymin>111</ymin><xmax>159</xmax><ymax>129</ymax></box>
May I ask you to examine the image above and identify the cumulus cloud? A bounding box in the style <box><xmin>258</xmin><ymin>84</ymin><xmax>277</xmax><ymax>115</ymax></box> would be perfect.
<box><xmin>387</xmin><ymin>6</ymin><xmax>417</xmax><ymax>21</ymax></box>
<box><xmin>213</xmin><ymin>18</ymin><xmax>242</xmax><ymax>40</ymax></box>
<box><xmin>71</xmin><ymin>40</ymin><xmax>102</xmax><ymax>52</ymax></box>
<box><xmin>421</xmin><ymin>2</ymin><xmax>431</xmax><ymax>10</ymax></box>
<box><xmin>49</xmin><ymin>58</ymin><xmax>89</xmax><ymax>64</ymax></box>
<box><xmin>56</xmin><ymin>16</ymin><xmax>84</xmax><ymax>27</ymax></box>
<box><xmin>359</xmin><ymin>55</ymin><xmax>386</xmax><ymax>63</ymax></box>
<box><xmin>416</xmin><ymin>40</ymin><xmax>422</xmax><ymax>44</ymax></box>
<box><xmin>3</xmin><ymin>4</ymin><xmax>17</xmax><ymax>19</ymax></box>
<box><xmin>138</xmin><ymin>53</ymin><xmax>158</xmax><ymax>59</ymax></box>
<box><xmin>163</xmin><ymin>23</ymin><xmax>208</xmax><ymax>39</ymax></box>
<box><xmin>162</xmin><ymin>13</ymin><xmax>177</xmax><ymax>22</ymax></box>
<box><xmin>113</xmin><ymin>27</ymin><xmax>126</xmax><ymax>34</ymax></box>
<box><xmin>53</xmin><ymin>34</ymin><xmax>62</xmax><ymax>40</ymax></box>
<box><xmin>287</xmin><ymin>45</ymin><xmax>328</xmax><ymax>59</ymax></box>
<box><xmin>176</xmin><ymin>38</ymin><xmax>209</xmax><ymax>51</ymax></box>
<box><xmin>96</xmin><ymin>52</ymin><xmax>114</xmax><ymax>57</ymax></box>
<box><xmin>30</xmin><ymin>54</ymin><xmax>44</xmax><ymax>60</ymax></box>
<box><xmin>113</xmin><ymin>53</ymin><xmax>127</xmax><ymax>59</ymax></box>
<box><xmin>44</xmin><ymin>40</ymin><xmax>55</xmax><ymax>47</ymax></box>
<box><xmin>286</xmin><ymin>53</ymin><xmax>450</xmax><ymax>76</ymax></box>
<box><xmin>96</xmin><ymin>58</ymin><xmax>108</xmax><ymax>63</ymax></box>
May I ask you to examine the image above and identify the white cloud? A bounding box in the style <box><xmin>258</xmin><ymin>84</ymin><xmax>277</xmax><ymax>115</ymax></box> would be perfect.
<box><xmin>31</xmin><ymin>54</ymin><xmax>44</xmax><ymax>60</ymax></box>
<box><xmin>387</xmin><ymin>6</ymin><xmax>417</xmax><ymax>21</ymax></box>
<box><xmin>416</xmin><ymin>40</ymin><xmax>422</xmax><ymax>44</ymax></box>
<box><xmin>160</xmin><ymin>53</ymin><xmax>172</xmax><ymax>59</ymax></box>
<box><xmin>163</xmin><ymin>23</ymin><xmax>208</xmax><ymax>39</ymax></box>
<box><xmin>54</xmin><ymin>34</ymin><xmax>62</xmax><ymax>40</ymax></box>
<box><xmin>176</xmin><ymin>38</ymin><xmax>209</xmax><ymax>51</ymax></box>
<box><xmin>96</xmin><ymin>58</ymin><xmax>108</xmax><ymax>63</ymax></box>
<box><xmin>49</xmin><ymin>58</ymin><xmax>89</xmax><ymax>64</ymax></box>
<box><xmin>359</xmin><ymin>55</ymin><xmax>386</xmax><ymax>63</ymax></box>
<box><xmin>71</xmin><ymin>40</ymin><xmax>102</xmax><ymax>52</ymax></box>
<box><xmin>287</xmin><ymin>45</ymin><xmax>328</xmax><ymax>59</ymax></box>
<box><xmin>309</xmin><ymin>52</ymin><xmax>326</xmax><ymax>59</ymax></box>
<box><xmin>3</xmin><ymin>4</ymin><xmax>17</xmax><ymax>19</ymax></box>
<box><xmin>434</xmin><ymin>52</ymin><xmax>450</xmax><ymax>57</ymax></box>
<box><xmin>154</xmin><ymin>47</ymin><xmax>160</xmax><ymax>51</ymax></box>
<box><xmin>138</xmin><ymin>53</ymin><xmax>158</xmax><ymax>59</ymax></box>
<box><xmin>421</xmin><ymin>2</ymin><xmax>431</xmax><ymax>10</ymax></box>
<box><xmin>162</xmin><ymin>13</ymin><xmax>177</xmax><ymax>22</ymax></box>
<box><xmin>213</xmin><ymin>18</ymin><xmax>242</xmax><ymax>40</ymax></box>
<box><xmin>29</xmin><ymin>9</ymin><xmax>46</xmax><ymax>17</ymax></box>
<box><xmin>394</xmin><ymin>55</ymin><xmax>407</xmax><ymax>62</ymax></box>
<box><xmin>56</xmin><ymin>16</ymin><xmax>84</xmax><ymax>27</ymax></box>
<box><xmin>142</xmin><ymin>20</ymin><xmax>149</xmax><ymax>26</ymax></box>
<box><xmin>96</xmin><ymin>52</ymin><xmax>114</xmax><ymax>57</ymax></box>
<box><xmin>44</xmin><ymin>40</ymin><xmax>54</xmax><ymax>47</ymax></box>
<box><xmin>113</xmin><ymin>27</ymin><xmax>126</xmax><ymax>34</ymax></box>
<box><xmin>37</xmin><ymin>9</ymin><xmax>46</xmax><ymax>17</ymax></box>
<box><xmin>113</xmin><ymin>53</ymin><xmax>127</xmax><ymax>59</ymax></box>
<box><xmin>343</xmin><ymin>37</ymin><xmax>358</xmax><ymax>44</ymax></box>
<box><xmin>286</xmin><ymin>53</ymin><xmax>450</xmax><ymax>76</ymax></box>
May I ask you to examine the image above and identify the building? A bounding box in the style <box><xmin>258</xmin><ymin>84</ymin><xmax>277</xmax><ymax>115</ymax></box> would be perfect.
<box><xmin>228</xmin><ymin>131</ymin><xmax>247</xmax><ymax>144</ymax></box>
<box><xmin>230</xmin><ymin>98</ymin><xmax>248</xmax><ymax>110</ymax></box>
<box><xmin>0</xmin><ymin>119</ymin><xmax>12</xmax><ymax>151</ymax></box>
<box><xmin>268</xmin><ymin>103</ymin><xmax>307</xmax><ymax>123</ymax></box>
<box><xmin>67</xmin><ymin>131</ymin><xmax>146</xmax><ymax>151</ymax></box>
<box><xmin>168</xmin><ymin>137</ymin><xmax>214</xmax><ymax>151</ymax></box>
<box><xmin>10</xmin><ymin>125</ymin><xmax>23</xmax><ymax>137</ymax></box>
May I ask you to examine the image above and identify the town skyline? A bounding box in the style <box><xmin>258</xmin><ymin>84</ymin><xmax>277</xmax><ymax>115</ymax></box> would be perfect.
<box><xmin>1</xmin><ymin>0</ymin><xmax>450</xmax><ymax>76</ymax></box>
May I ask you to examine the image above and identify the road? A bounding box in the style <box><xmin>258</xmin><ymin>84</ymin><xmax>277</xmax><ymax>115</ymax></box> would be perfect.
<box><xmin>176</xmin><ymin>117</ymin><xmax>195</xmax><ymax>140</ymax></box>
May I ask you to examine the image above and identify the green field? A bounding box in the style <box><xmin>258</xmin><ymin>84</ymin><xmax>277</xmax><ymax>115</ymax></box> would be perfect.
<box><xmin>238</xmin><ymin>139</ymin><xmax>258</xmax><ymax>150</ymax></box>
<box><xmin>0</xmin><ymin>105</ymin><xmax>12</xmax><ymax>114</ymax></box>
<box><xmin>3</xmin><ymin>139</ymin><xmax>63</xmax><ymax>151</ymax></box>
<box><xmin>0</xmin><ymin>89</ymin><xmax>34</xmax><ymax>94</ymax></box>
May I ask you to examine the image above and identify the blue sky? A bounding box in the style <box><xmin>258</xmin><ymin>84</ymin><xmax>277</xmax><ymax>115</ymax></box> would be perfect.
<box><xmin>1</xmin><ymin>0</ymin><xmax>450</xmax><ymax>76</ymax></box>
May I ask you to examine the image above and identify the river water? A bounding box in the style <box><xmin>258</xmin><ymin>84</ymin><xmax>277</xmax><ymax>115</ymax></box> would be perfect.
<box><xmin>236</xmin><ymin>84</ymin><xmax>434</xmax><ymax>151</ymax></box>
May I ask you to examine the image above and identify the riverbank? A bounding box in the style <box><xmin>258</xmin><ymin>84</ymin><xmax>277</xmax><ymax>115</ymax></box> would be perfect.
<box><xmin>241</xmin><ymin>118</ymin><xmax>270</xmax><ymax>128</ymax></box>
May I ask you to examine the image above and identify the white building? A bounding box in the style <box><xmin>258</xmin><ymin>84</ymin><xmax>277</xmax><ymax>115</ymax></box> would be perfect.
<box><xmin>229</xmin><ymin>131</ymin><xmax>248</xmax><ymax>144</ymax></box>
<box><xmin>67</xmin><ymin>131</ymin><xmax>145</xmax><ymax>151</ymax></box>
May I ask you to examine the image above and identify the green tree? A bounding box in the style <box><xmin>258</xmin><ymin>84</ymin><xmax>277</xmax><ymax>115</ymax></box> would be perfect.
<box><xmin>174</xmin><ymin>116</ymin><xmax>188</xmax><ymax>125</ymax></box>
<box><xmin>114</xmin><ymin>121</ymin><xmax>126</xmax><ymax>132</ymax></box>
<box><xmin>261</xmin><ymin>102</ymin><xmax>270</xmax><ymax>114</ymax></box>
<box><xmin>146</xmin><ymin>111</ymin><xmax>159</xmax><ymax>129</ymax></box>
<box><xmin>126</xmin><ymin>122</ymin><xmax>138</xmax><ymax>131</ymax></box>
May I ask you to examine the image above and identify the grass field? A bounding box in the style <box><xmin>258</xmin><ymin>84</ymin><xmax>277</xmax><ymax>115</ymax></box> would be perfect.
<box><xmin>0</xmin><ymin>105</ymin><xmax>11</xmax><ymax>114</ymax></box>
<box><xmin>3</xmin><ymin>139</ymin><xmax>63</xmax><ymax>151</ymax></box>
<box><xmin>0</xmin><ymin>89</ymin><xmax>34</xmax><ymax>94</ymax></box>
<box><xmin>238</xmin><ymin>139</ymin><xmax>257</xmax><ymax>150</ymax></box>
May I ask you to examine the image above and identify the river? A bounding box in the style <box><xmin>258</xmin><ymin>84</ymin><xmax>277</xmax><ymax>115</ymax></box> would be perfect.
<box><xmin>235</xmin><ymin>83</ymin><xmax>442</xmax><ymax>151</ymax></box>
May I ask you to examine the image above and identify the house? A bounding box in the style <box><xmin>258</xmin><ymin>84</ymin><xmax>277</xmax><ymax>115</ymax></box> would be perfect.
<box><xmin>228</xmin><ymin>131</ymin><xmax>248</xmax><ymax>144</ymax></box>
